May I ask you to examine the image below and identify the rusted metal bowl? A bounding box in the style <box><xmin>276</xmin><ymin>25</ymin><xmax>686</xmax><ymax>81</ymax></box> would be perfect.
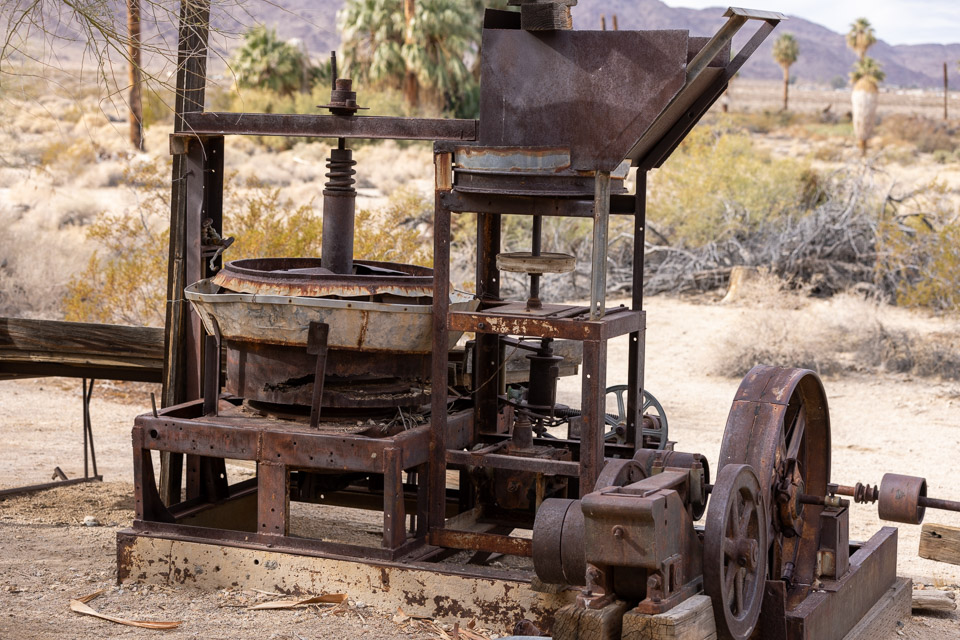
<box><xmin>211</xmin><ymin>258</ymin><xmax>434</xmax><ymax>299</ymax></box>
<box><xmin>185</xmin><ymin>278</ymin><xmax>477</xmax><ymax>353</ymax></box>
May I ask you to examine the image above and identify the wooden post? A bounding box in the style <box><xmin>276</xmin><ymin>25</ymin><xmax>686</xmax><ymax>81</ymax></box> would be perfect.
<box><xmin>160</xmin><ymin>0</ymin><xmax>211</xmax><ymax>505</ymax></box>
<box><xmin>127</xmin><ymin>0</ymin><xmax>144</xmax><ymax>151</ymax></box>
<box><xmin>600</xmin><ymin>14</ymin><xmax>606</xmax><ymax>30</ymax></box>
<box><xmin>944</xmin><ymin>62</ymin><xmax>949</xmax><ymax>121</ymax></box>
<box><xmin>919</xmin><ymin>522</ymin><xmax>960</xmax><ymax>565</ymax></box>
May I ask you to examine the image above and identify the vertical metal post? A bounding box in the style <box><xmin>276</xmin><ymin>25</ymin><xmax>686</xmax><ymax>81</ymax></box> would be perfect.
<box><xmin>626</xmin><ymin>171</ymin><xmax>647</xmax><ymax>451</ymax></box>
<box><xmin>84</xmin><ymin>379</ymin><xmax>98</xmax><ymax>478</ymax></box>
<box><xmin>202</xmin><ymin>334</ymin><xmax>219</xmax><ymax>416</ymax></box>
<box><xmin>429</xmin><ymin>151</ymin><xmax>453</xmax><ymax>532</ymax></box>
<box><xmin>257</xmin><ymin>462</ymin><xmax>289</xmax><ymax>536</ymax></box>
<box><xmin>82</xmin><ymin>378</ymin><xmax>90</xmax><ymax>478</ymax></box>
<box><xmin>382</xmin><ymin>447</ymin><xmax>406</xmax><ymax>549</ymax></box>
<box><xmin>475</xmin><ymin>212</ymin><xmax>501</xmax><ymax>437</ymax></box>
<box><xmin>580</xmin><ymin>340</ymin><xmax>607</xmax><ymax>496</ymax></box>
<box><xmin>528</xmin><ymin>215</ymin><xmax>542</xmax><ymax>309</ymax></box>
<box><xmin>589</xmin><ymin>171</ymin><xmax>611</xmax><ymax>320</ymax></box>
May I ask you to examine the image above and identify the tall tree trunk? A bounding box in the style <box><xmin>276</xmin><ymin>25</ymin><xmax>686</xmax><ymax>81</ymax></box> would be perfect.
<box><xmin>127</xmin><ymin>0</ymin><xmax>144</xmax><ymax>151</ymax></box>
<box><xmin>782</xmin><ymin>65</ymin><xmax>789</xmax><ymax>111</ymax></box>
<box><xmin>852</xmin><ymin>77</ymin><xmax>878</xmax><ymax>156</ymax></box>
<box><xmin>402</xmin><ymin>0</ymin><xmax>419</xmax><ymax>108</ymax></box>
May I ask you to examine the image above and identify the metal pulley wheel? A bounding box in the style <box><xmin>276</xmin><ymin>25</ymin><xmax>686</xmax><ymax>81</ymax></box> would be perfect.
<box><xmin>704</xmin><ymin>463</ymin><xmax>767</xmax><ymax>640</ymax></box>
<box><xmin>604</xmin><ymin>385</ymin><xmax>669</xmax><ymax>450</ymax></box>
<box><xmin>717</xmin><ymin>365</ymin><xmax>831</xmax><ymax>606</ymax></box>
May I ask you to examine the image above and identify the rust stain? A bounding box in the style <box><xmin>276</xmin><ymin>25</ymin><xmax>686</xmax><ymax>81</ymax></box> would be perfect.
<box><xmin>356</xmin><ymin>311</ymin><xmax>369</xmax><ymax>349</ymax></box>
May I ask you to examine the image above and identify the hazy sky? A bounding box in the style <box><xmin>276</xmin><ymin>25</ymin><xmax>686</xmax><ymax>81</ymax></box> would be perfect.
<box><xmin>663</xmin><ymin>1</ymin><xmax>960</xmax><ymax>45</ymax></box>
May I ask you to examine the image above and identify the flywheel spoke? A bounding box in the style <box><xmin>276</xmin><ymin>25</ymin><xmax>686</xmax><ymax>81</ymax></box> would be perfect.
<box><xmin>725</xmin><ymin>561</ymin><xmax>738</xmax><ymax>603</ymax></box>
<box><xmin>734</xmin><ymin>567</ymin><xmax>745</xmax><ymax>615</ymax></box>
<box><xmin>739</xmin><ymin>499</ymin><xmax>754</xmax><ymax>538</ymax></box>
<box><xmin>785</xmin><ymin>405</ymin><xmax>806</xmax><ymax>461</ymax></box>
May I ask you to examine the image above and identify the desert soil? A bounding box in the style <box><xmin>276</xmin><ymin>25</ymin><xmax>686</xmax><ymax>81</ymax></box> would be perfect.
<box><xmin>1</xmin><ymin>295</ymin><xmax>959</xmax><ymax>639</ymax></box>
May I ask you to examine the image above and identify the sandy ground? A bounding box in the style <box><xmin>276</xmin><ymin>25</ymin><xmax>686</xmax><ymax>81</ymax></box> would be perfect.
<box><xmin>1</xmin><ymin>295</ymin><xmax>959</xmax><ymax>638</ymax></box>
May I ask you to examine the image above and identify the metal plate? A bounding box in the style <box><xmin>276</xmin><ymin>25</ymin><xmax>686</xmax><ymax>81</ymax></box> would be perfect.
<box><xmin>479</xmin><ymin>29</ymin><xmax>687</xmax><ymax>171</ymax></box>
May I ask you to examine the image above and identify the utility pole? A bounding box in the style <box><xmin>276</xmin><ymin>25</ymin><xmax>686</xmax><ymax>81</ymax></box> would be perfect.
<box><xmin>127</xmin><ymin>0</ymin><xmax>144</xmax><ymax>151</ymax></box>
<box><xmin>944</xmin><ymin>62</ymin><xmax>949</xmax><ymax>121</ymax></box>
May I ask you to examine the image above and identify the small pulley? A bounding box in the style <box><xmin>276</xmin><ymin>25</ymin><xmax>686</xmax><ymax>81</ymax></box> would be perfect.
<box><xmin>703</xmin><ymin>463</ymin><xmax>767</xmax><ymax>640</ymax></box>
<box><xmin>604</xmin><ymin>384</ymin><xmax>669</xmax><ymax>450</ymax></box>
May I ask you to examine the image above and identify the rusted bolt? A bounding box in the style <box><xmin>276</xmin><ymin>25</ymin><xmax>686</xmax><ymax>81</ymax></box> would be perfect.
<box><xmin>507</xmin><ymin>480</ymin><xmax>520</xmax><ymax>493</ymax></box>
<box><xmin>478</xmin><ymin>322</ymin><xmax>486</xmax><ymax>329</ymax></box>
<box><xmin>612</xmin><ymin>525</ymin><xmax>625</xmax><ymax>539</ymax></box>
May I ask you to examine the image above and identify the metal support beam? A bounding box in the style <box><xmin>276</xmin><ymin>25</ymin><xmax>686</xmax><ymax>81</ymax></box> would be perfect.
<box><xmin>589</xmin><ymin>171</ymin><xmax>611</xmax><ymax>320</ymax></box>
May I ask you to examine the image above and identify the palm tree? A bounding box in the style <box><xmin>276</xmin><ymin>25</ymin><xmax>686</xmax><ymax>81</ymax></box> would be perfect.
<box><xmin>846</xmin><ymin>18</ymin><xmax>876</xmax><ymax>61</ymax></box>
<box><xmin>772</xmin><ymin>33</ymin><xmax>799</xmax><ymax>111</ymax></box>
<box><xmin>850</xmin><ymin>57</ymin><xmax>886</xmax><ymax>84</ymax></box>
<box><xmin>846</xmin><ymin>18</ymin><xmax>882</xmax><ymax>155</ymax></box>
<box><xmin>339</xmin><ymin>0</ymin><xmax>476</xmax><ymax>112</ymax></box>
<box><xmin>232</xmin><ymin>26</ymin><xmax>314</xmax><ymax>97</ymax></box>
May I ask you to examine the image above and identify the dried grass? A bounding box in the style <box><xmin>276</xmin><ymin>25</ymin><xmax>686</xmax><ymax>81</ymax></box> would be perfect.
<box><xmin>0</xmin><ymin>209</ymin><xmax>90</xmax><ymax>319</ymax></box>
<box><xmin>714</xmin><ymin>274</ymin><xmax>960</xmax><ymax>380</ymax></box>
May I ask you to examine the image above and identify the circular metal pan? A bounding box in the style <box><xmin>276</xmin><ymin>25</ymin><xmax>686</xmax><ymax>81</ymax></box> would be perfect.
<box><xmin>213</xmin><ymin>258</ymin><xmax>433</xmax><ymax>299</ymax></box>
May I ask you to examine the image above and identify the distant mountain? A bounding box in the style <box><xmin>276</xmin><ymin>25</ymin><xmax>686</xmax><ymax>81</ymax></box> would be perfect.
<box><xmin>240</xmin><ymin>0</ymin><xmax>960</xmax><ymax>89</ymax></box>
<box><xmin>569</xmin><ymin>1</ymin><xmax>960</xmax><ymax>89</ymax></box>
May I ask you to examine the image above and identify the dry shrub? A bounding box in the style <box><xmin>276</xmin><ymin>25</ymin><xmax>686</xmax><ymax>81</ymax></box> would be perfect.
<box><xmin>0</xmin><ymin>210</ymin><xmax>89</xmax><ymax>320</ymax></box>
<box><xmin>876</xmin><ymin>114</ymin><xmax>959</xmax><ymax>154</ymax></box>
<box><xmin>715</xmin><ymin>278</ymin><xmax>960</xmax><ymax>380</ymax></box>
<box><xmin>875</xmin><ymin>180</ymin><xmax>960</xmax><ymax>311</ymax></box>
<box><xmin>647</xmin><ymin>126</ymin><xmax>814</xmax><ymax>247</ymax></box>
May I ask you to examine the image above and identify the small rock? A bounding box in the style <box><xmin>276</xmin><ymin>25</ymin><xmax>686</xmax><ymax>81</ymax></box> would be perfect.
<box><xmin>83</xmin><ymin>516</ymin><xmax>100</xmax><ymax>527</ymax></box>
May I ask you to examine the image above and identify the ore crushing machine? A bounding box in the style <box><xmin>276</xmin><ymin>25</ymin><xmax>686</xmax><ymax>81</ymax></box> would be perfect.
<box><xmin>118</xmin><ymin>3</ymin><xmax>960</xmax><ymax>639</ymax></box>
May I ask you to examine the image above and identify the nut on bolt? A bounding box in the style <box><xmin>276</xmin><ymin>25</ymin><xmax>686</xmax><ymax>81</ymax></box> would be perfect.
<box><xmin>612</xmin><ymin>525</ymin><xmax>625</xmax><ymax>539</ymax></box>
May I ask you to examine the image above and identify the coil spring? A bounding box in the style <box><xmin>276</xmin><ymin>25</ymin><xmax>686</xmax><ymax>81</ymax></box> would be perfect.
<box><xmin>325</xmin><ymin>151</ymin><xmax>356</xmax><ymax>192</ymax></box>
<box><xmin>853</xmin><ymin>482</ymin><xmax>879</xmax><ymax>504</ymax></box>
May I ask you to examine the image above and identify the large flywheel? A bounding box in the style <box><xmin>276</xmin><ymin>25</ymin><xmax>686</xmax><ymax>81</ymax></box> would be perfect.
<box><xmin>716</xmin><ymin>365</ymin><xmax>831</xmax><ymax>610</ymax></box>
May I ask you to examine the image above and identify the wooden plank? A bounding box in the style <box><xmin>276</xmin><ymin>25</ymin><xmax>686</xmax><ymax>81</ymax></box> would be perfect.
<box><xmin>919</xmin><ymin>522</ymin><xmax>960</xmax><ymax>565</ymax></box>
<box><xmin>622</xmin><ymin>595</ymin><xmax>717</xmax><ymax>640</ymax></box>
<box><xmin>842</xmin><ymin>577</ymin><xmax>911</xmax><ymax>640</ymax></box>
<box><xmin>0</xmin><ymin>318</ymin><xmax>163</xmax><ymax>381</ymax></box>
<box><xmin>912</xmin><ymin>588</ymin><xmax>957</xmax><ymax>612</ymax></box>
<box><xmin>0</xmin><ymin>318</ymin><xmax>162</xmax><ymax>358</ymax></box>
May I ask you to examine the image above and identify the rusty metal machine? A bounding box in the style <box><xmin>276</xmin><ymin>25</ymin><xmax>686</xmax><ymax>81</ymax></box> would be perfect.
<box><xmin>118</xmin><ymin>2</ymin><xmax>960</xmax><ymax>639</ymax></box>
